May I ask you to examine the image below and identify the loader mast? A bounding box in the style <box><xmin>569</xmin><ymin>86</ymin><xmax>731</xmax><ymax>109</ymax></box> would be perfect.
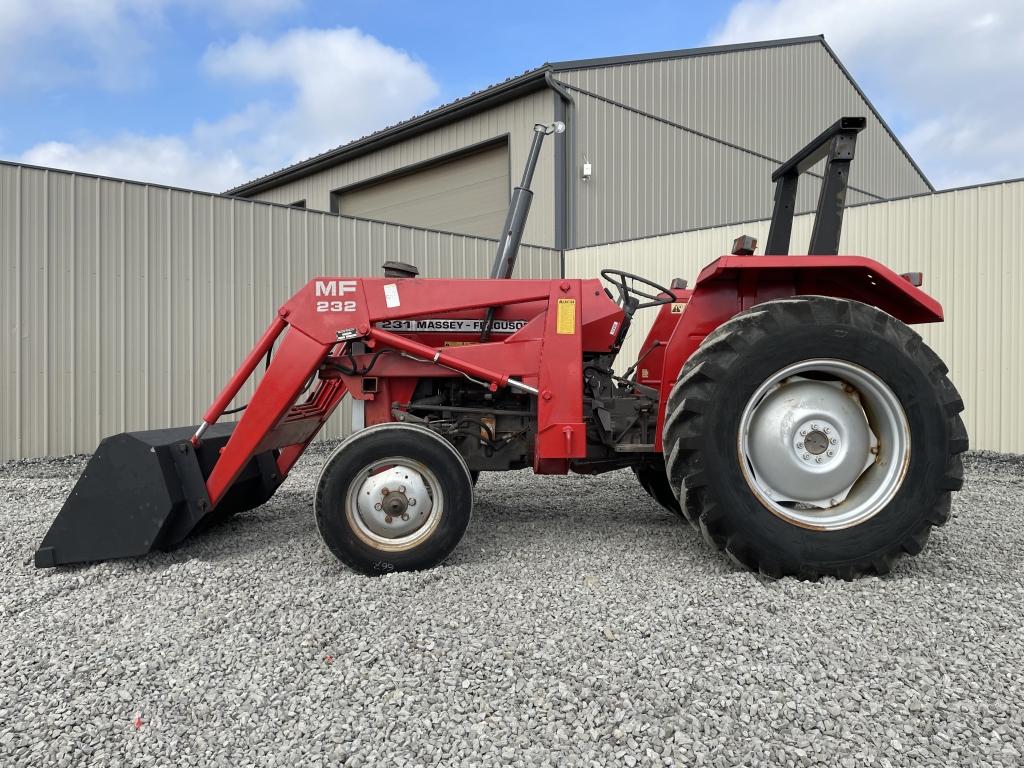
<box><xmin>489</xmin><ymin>122</ymin><xmax>565</xmax><ymax>280</ymax></box>
<box><xmin>480</xmin><ymin>121</ymin><xmax>564</xmax><ymax>342</ymax></box>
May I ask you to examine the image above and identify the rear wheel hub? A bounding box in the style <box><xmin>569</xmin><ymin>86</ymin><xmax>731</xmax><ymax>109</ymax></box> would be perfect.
<box><xmin>738</xmin><ymin>359</ymin><xmax>910</xmax><ymax>530</ymax></box>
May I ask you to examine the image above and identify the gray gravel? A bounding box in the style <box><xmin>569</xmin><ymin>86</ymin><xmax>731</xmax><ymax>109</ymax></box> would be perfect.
<box><xmin>1</xmin><ymin>447</ymin><xmax>1023</xmax><ymax>767</ymax></box>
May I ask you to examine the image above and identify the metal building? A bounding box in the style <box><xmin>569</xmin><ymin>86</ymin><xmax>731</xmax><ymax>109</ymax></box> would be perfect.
<box><xmin>228</xmin><ymin>35</ymin><xmax>931</xmax><ymax>250</ymax></box>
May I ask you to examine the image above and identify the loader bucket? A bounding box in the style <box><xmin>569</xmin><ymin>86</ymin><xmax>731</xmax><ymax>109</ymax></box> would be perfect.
<box><xmin>34</xmin><ymin>422</ymin><xmax>282</xmax><ymax>568</ymax></box>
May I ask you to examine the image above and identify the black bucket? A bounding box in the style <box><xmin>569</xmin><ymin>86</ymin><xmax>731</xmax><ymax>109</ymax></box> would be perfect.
<box><xmin>34</xmin><ymin>422</ymin><xmax>282</xmax><ymax>568</ymax></box>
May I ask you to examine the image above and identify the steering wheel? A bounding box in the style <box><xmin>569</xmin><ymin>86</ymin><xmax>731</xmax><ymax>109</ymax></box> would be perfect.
<box><xmin>600</xmin><ymin>269</ymin><xmax>677</xmax><ymax>311</ymax></box>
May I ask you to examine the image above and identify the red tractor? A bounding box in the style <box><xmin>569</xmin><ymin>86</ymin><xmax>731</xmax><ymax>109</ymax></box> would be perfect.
<box><xmin>36</xmin><ymin>118</ymin><xmax>966</xmax><ymax>579</ymax></box>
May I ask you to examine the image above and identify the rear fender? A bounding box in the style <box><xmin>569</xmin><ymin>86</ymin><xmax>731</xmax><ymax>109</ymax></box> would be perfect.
<box><xmin>654</xmin><ymin>255</ymin><xmax>944</xmax><ymax>450</ymax></box>
<box><xmin>633</xmin><ymin>290</ymin><xmax>692</xmax><ymax>390</ymax></box>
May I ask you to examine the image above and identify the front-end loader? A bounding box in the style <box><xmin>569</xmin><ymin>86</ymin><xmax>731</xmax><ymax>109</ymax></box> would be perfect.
<box><xmin>36</xmin><ymin>118</ymin><xmax>967</xmax><ymax>578</ymax></box>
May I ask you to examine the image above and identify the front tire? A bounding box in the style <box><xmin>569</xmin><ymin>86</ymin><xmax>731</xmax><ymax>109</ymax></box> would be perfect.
<box><xmin>663</xmin><ymin>296</ymin><xmax>967</xmax><ymax>579</ymax></box>
<box><xmin>315</xmin><ymin>423</ymin><xmax>474</xmax><ymax>575</ymax></box>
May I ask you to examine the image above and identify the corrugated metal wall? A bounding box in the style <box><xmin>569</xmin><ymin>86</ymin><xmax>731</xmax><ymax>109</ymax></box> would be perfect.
<box><xmin>565</xmin><ymin>179</ymin><xmax>1024</xmax><ymax>453</ymax></box>
<box><xmin>556</xmin><ymin>39</ymin><xmax>931</xmax><ymax>246</ymax></box>
<box><xmin>0</xmin><ymin>162</ymin><xmax>560</xmax><ymax>461</ymax></box>
<box><xmin>564</xmin><ymin>89</ymin><xmax>877</xmax><ymax>245</ymax></box>
<box><xmin>249</xmin><ymin>89</ymin><xmax>557</xmax><ymax>247</ymax></box>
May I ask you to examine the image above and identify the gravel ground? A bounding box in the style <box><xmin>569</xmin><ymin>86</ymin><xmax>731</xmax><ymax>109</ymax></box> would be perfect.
<box><xmin>1</xmin><ymin>448</ymin><xmax>1022</xmax><ymax>767</ymax></box>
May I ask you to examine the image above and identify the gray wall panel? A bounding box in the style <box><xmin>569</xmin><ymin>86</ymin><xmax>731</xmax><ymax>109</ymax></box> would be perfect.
<box><xmin>557</xmin><ymin>40</ymin><xmax>929</xmax><ymax>205</ymax></box>
<box><xmin>568</xmin><ymin>90</ymin><xmax>845</xmax><ymax>245</ymax></box>
<box><xmin>0</xmin><ymin>161</ymin><xmax>560</xmax><ymax>461</ymax></box>
<box><xmin>1</xmin><ymin>168</ymin><xmax>20</xmax><ymax>458</ymax></box>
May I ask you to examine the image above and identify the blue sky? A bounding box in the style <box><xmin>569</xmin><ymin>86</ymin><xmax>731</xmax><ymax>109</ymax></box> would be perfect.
<box><xmin>1</xmin><ymin>0</ymin><xmax>1021</xmax><ymax>191</ymax></box>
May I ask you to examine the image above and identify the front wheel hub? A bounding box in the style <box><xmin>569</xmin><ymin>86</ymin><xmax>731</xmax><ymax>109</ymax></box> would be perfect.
<box><xmin>349</xmin><ymin>460</ymin><xmax>439</xmax><ymax>547</ymax></box>
<box><xmin>738</xmin><ymin>359</ymin><xmax>910</xmax><ymax>530</ymax></box>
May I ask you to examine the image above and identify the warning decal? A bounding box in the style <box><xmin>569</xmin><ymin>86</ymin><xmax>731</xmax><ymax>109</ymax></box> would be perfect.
<box><xmin>556</xmin><ymin>298</ymin><xmax>576</xmax><ymax>335</ymax></box>
<box><xmin>670</xmin><ymin>302</ymin><xmax>686</xmax><ymax>314</ymax></box>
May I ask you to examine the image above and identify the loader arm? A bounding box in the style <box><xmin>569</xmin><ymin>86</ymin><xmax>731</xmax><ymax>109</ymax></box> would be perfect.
<box><xmin>195</xmin><ymin>277</ymin><xmax>598</xmax><ymax>510</ymax></box>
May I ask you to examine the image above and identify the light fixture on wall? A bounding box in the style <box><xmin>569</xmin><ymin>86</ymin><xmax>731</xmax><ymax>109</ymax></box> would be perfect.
<box><xmin>581</xmin><ymin>155</ymin><xmax>592</xmax><ymax>181</ymax></box>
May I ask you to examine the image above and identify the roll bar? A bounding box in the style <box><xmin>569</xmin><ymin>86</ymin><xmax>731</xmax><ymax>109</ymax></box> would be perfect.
<box><xmin>764</xmin><ymin>116</ymin><xmax>867</xmax><ymax>256</ymax></box>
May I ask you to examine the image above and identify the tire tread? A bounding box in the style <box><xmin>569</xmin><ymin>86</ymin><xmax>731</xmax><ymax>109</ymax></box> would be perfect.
<box><xmin>663</xmin><ymin>295</ymin><xmax>967</xmax><ymax>579</ymax></box>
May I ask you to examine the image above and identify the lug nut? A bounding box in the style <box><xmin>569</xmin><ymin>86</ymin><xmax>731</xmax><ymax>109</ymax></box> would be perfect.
<box><xmin>385</xmin><ymin>515</ymin><xmax>393</xmax><ymax>524</ymax></box>
<box><xmin>823</xmin><ymin>426</ymin><xmax>830</xmax><ymax>434</ymax></box>
<box><xmin>797</xmin><ymin>442</ymin><xmax>804</xmax><ymax>450</ymax></box>
<box><xmin>401</xmin><ymin>513</ymin><xmax>409</xmax><ymax>522</ymax></box>
<box><xmin>830</xmin><ymin>438</ymin><xmax>838</xmax><ymax>445</ymax></box>
<box><xmin>399</xmin><ymin>485</ymin><xmax>406</xmax><ymax>493</ymax></box>
<box><xmin>827</xmin><ymin>450</ymin><xmax>834</xmax><ymax>457</ymax></box>
<box><xmin>811</xmin><ymin>423</ymin><xmax>819</xmax><ymax>430</ymax></box>
<box><xmin>374</xmin><ymin>503</ymin><xmax>382</xmax><ymax>511</ymax></box>
<box><xmin>800</xmin><ymin>429</ymin><xmax>807</xmax><ymax>436</ymax></box>
<box><xmin>802</xmin><ymin>453</ymin><xmax>810</xmax><ymax>460</ymax></box>
<box><xmin>409</xmin><ymin>498</ymin><xmax>416</xmax><ymax>506</ymax></box>
<box><xmin>815</xmin><ymin>457</ymin><xmax>823</xmax><ymax>464</ymax></box>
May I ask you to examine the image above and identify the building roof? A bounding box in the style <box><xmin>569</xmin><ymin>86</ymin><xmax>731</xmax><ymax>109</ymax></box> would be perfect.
<box><xmin>227</xmin><ymin>35</ymin><xmax>930</xmax><ymax>197</ymax></box>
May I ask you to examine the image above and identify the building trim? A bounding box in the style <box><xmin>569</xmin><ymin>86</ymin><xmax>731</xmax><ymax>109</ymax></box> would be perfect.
<box><xmin>546</xmin><ymin>35</ymin><xmax>824</xmax><ymax>71</ymax></box>
<box><xmin>546</xmin><ymin>71</ymin><xmax>575</xmax><ymax>254</ymax></box>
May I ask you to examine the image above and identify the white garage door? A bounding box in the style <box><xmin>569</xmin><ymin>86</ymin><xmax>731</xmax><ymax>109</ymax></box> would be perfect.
<box><xmin>337</xmin><ymin>142</ymin><xmax>510</xmax><ymax>239</ymax></box>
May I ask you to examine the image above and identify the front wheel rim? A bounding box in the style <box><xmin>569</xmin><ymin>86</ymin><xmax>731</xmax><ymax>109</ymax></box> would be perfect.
<box><xmin>346</xmin><ymin>457</ymin><xmax>444</xmax><ymax>551</ymax></box>
<box><xmin>737</xmin><ymin>359</ymin><xmax>911</xmax><ymax>530</ymax></box>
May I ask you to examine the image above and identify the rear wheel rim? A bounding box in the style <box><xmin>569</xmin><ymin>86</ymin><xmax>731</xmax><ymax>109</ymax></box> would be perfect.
<box><xmin>346</xmin><ymin>457</ymin><xmax>444</xmax><ymax>551</ymax></box>
<box><xmin>737</xmin><ymin>358</ymin><xmax>911</xmax><ymax>530</ymax></box>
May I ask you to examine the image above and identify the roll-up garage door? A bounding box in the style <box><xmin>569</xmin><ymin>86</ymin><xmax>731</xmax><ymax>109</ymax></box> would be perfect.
<box><xmin>336</xmin><ymin>142</ymin><xmax>510</xmax><ymax>239</ymax></box>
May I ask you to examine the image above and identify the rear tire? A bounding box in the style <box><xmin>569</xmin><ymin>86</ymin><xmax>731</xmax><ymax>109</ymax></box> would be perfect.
<box><xmin>663</xmin><ymin>296</ymin><xmax>967</xmax><ymax>579</ymax></box>
<box><xmin>633</xmin><ymin>462</ymin><xmax>684</xmax><ymax>518</ymax></box>
<box><xmin>315</xmin><ymin>423</ymin><xmax>474</xmax><ymax>575</ymax></box>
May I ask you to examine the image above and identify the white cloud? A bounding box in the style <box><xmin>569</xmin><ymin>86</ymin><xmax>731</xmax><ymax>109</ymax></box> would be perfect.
<box><xmin>19</xmin><ymin>136</ymin><xmax>249</xmax><ymax>192</ymax></box>
<box><xmin>0</xmin><ymin>0</ymin><xmax>300</xmax><ymax>91</ymax></box>
<box><xmin>16</xmin><ymin>27</ymin><xmax>440</xmax><ymax>193</ymax></box>
<box><xmin>202</xmin><ymin>27</ymin><xmax>440</xmax><ymax>164</ymax></box>
<box><xmin>711</xmin><ymin>0</ymin><xmax>1024</xmax><ymax>188</ymax></box>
